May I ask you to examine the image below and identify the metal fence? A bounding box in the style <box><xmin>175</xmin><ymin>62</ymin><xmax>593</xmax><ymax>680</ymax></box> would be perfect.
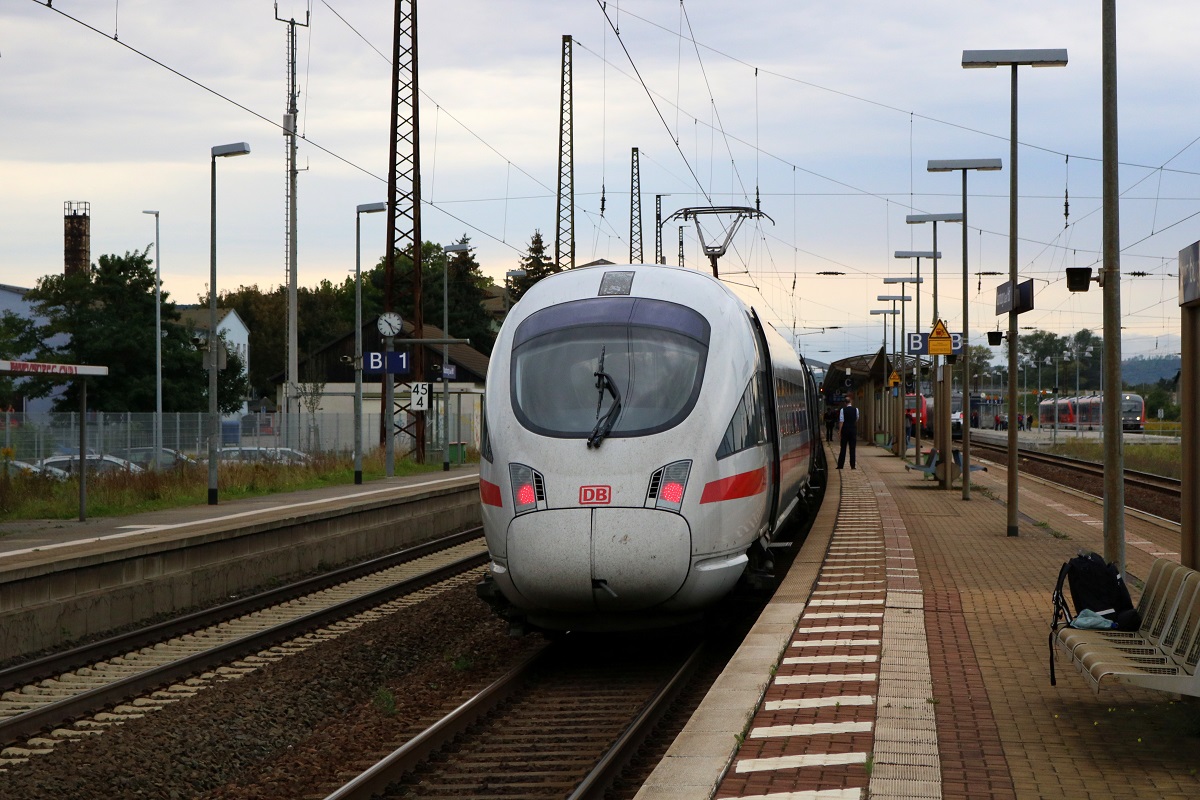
<box><xmin>1</xmin><ymin>392</ymin><xmax>483</xmax><ymax>466</ymax></box>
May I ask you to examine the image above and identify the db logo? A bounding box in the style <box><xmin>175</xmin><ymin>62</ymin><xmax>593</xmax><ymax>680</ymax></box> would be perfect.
<box><xmin>579</xmin><ymin>485</ymin><xmax>612</xmax><ymax>505</ymax></box>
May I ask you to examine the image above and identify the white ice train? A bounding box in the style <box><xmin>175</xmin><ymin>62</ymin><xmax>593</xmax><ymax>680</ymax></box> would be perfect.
<box><xmin>476</xmin><ymin>263</ymin><xmax>824</xmax><ymax>633</ymax></box>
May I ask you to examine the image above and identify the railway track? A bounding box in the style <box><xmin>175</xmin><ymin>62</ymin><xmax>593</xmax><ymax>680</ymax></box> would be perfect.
<box><xmin>323</xmin><ymin>635</ymin><xmax>707</xmax><ymax>800</ymax></box>
<box><xmin>971</xmin><ymin>440</ymin><xmax>1180</xmax><ymax>494</ymax></box>
<box><xmin>0</xmin><ymin>529</ymin><xmax>488</xmax><ymax>763</ymax></box>
<box><xmin>969</xmin><ymin>440</ymin><xmax>1181</xmax><ymax>519</ymax></box>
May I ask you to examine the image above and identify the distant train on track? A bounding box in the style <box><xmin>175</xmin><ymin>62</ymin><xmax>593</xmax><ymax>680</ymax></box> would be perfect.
<box><xmin>476</xmin><ymin>263</ymin><xmax>825</xmax><ymax>633</ymax></box>
<box><xmin>1037</xmin><ymin>393</ymin><xmax>1145</xmax><ymax>432</ymax></box>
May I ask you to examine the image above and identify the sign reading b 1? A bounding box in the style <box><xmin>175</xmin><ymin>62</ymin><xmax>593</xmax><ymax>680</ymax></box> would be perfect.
<box><xmin>363</xmin><ymin>351</ymin><xmax>410</xmax><ymax>375</ymax></box>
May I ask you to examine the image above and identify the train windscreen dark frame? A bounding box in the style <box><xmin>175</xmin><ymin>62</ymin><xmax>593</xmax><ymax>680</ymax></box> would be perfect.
<box><xmin>510</xmin><ymin>297</ymin><xmax>711</xmax><ymax>440</ymax></box>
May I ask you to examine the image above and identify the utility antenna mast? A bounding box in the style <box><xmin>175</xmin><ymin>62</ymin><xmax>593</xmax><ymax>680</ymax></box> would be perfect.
<box><xmin>629</xmin><ymin>147</ymin><xmax>642</xmax><ymax>263</ymax></box>
<box><xmin>555</xmin><ymin>34</ymin><xmax>575</xmax><ymax>270</ymax></box>
<box><xmin>276</xmin><ymin>3</ymin><xmax>308</xmax><ymax>447</ymax></box>
<box><xmin>383</xmin><ymin>0</ymin><xmax>426</xmax><ymax>462</ymax></box>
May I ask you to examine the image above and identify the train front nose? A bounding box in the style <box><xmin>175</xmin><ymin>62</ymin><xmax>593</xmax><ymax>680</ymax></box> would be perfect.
<box><xmin>505</xmin><ymin>509</ymin><xmax>691</xmax><ymax>612</ymax></box>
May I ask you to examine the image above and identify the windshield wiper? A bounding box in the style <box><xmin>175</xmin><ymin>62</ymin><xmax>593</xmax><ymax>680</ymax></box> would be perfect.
<box><xmin>588</xmin><ymin>346</ymin><xmax>622</xmax><ymax>449</ymax></box>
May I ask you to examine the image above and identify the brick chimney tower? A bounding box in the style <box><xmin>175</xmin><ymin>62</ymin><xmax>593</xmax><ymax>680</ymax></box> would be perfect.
<box><xmin>64</xmin><ymin>201</ymin><xmax>91</xmax><ymax>276</ymax></box>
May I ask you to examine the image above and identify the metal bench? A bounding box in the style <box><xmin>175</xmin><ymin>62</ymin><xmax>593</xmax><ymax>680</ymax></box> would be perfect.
<box><xmin>1056</xmin><ymin>560</ymin><xmax>1191</xmax><ymax>658</ymax></box>
<box><xmin>951</xmin><ymin>449</ymin><xmax>986</xmax><ymax>474</ymax></box>
<box><xmin>904</xmin><ymin>448</ymin><xmax>938</xmax><ymax>479</ymax></box>
<box><xmin>1055</xmin><ymin>560</ymin><xmax>1200</xmax><ymax>697</ymax></box>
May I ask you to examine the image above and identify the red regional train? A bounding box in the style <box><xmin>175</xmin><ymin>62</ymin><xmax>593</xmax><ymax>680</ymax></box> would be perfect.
<box><xmin>1037</xmin><ymin>393</ymin><xmax>1145</xmax><ymax>432</ymax></box>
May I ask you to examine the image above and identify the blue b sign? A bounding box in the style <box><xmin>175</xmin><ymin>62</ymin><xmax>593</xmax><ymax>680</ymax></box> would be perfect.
<box><xmin>364</xmin><ymin>351</ymin><xmax>411</xmax><ymax>375</ymax></box>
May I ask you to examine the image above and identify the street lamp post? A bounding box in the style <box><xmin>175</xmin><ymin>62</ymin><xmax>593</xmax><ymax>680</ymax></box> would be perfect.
<box><xmin>907</xmin><ymin>214</ymin><xmax>962</xmax><ymax>488</ymax></box>
<box><xmin>928</xmin><ymin>158</ymin><xmax>1003</xmax><ymax>500</ymax></box>
<box><xmin>889</xmin><ymin>266</ymin><xmax>929</xmax><ymax>464</ymax></box>
<box><xmin>208</xmin><ymin>142</ymin><xmax>251</xmax><ymax>506</ymax></box>
<box><xmin>142</xmin><ymin>209</ymin><xmax>162</xmax><ymax>470</ymax></box>
<box><xmin>1068</xmin><ymin>344</ymin><xmax>1093</xmax><ymax>438</ymax></box>
<box><xmin>869</xmin><ymin>308</ymin><xmax>898</xmax><ymax>443</ymax></box>
<box><xmin>442</xmin><ymin>242</ymin><xmax>472</xmax><ymax>471</ymax></box>
<box><xmin>964</xmin><ymin>48</ymin><xmax>1067</xmax><ymax>535</ymax></box>
<box><xmin>875</xmin><ymin>300</ymin><xmax>907</xmax><ymax>454</ymax></box>
<box><xmin>354</xmin><ymin>202</ymin><xmax>387</xmax><ymax>485</ymax></box>
<box><xmin>1045</xmin><ymin>355</ymin><xmax>1063</xmax><ymax>446</ymax></box>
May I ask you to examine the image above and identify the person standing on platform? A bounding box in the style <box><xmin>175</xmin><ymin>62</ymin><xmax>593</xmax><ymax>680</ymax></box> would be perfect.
<box><xmin>825</xmin><ymin>407</ymin><xmax>836</xmax><ymax>442</ymax></box>
<box><xmin>837</xmin><ymin>396</ymin><xmax>858</xmax><ymax>470</ymax></box>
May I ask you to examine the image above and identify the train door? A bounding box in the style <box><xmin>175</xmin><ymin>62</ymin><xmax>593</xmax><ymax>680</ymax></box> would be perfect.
<box><xmin>748</xmin><ymin>311</ymin><xmax>781</xmax><ymax>538</ymax></box>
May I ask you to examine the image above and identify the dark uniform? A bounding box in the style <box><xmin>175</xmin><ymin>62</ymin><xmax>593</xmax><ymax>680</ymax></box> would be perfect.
<box><xmin>837</xmin><ymin>399</ymin><xmax>858</xmax><ymax>470</ymax></box>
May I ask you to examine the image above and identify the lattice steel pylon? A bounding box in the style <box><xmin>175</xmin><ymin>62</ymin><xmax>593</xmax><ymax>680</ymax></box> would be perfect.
<box><xmin>383</xmin><ymin>0</ymin><xmax>426</xmax><ymax>462</ymax></box>
<box><xmin>629</xmin><ymin>147</ymin><xmax>642</xmax><ymax>263</ymax></box>
<box><xmin>555</xmin><ymin>34</ymin><xmax>575</xmax><ymax>270</ymax></box>
<box><xmin>276</xmin><ymin>4</ymin><xmax>308</xmax><ymax>451</ymax></box>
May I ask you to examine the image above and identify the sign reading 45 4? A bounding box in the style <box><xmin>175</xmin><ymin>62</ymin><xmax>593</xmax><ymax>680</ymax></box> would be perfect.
<box><xmin>411</xmin><ymin>382</ymin><xmax>431</xmax><ymax>411</ymax></box>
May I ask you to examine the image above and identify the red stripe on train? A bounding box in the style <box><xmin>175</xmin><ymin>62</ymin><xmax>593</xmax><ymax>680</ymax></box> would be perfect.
<box><xmin>700</xmin><ymin>467</ymin><xmax>767</xmax><ymax>504</ymax></box>
<box><xmin>480</xmin><ymin>479</ymin><xmax>504</xmax><ymax>507</ymax></box>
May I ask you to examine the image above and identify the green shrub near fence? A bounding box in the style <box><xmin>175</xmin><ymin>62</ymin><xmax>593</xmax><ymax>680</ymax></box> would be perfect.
<box><xmin>0</xmin><ymin>448</ymin><xmax>457</xmax><ymax>524</ymax></box>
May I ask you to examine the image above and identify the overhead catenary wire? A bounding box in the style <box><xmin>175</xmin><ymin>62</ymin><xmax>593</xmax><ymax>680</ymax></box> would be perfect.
<box><xmin>37</xmin><ymin>0</ymin><xmax>526</xmax><ymax>254</ymax></box>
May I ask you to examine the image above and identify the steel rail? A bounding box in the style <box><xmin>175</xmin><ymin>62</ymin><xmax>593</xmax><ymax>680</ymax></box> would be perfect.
<box><xmin>0</xmin><ymin>541</ymin><xmax>486</xmax><ymax>745</ymax></box>
<box><xmin>322</xmin><ymin>648</ymin><xmax>551</xmax><ymax>800</ymax></box>
<box><xmin>0</xmin><ymin>527</ymin><xmax>483</xmax><ymax>692</ymax></box>
<box><xmin>972</xmin><ymin>441</ymin><xmax>1180</xmax><ymax>496</ymax></box>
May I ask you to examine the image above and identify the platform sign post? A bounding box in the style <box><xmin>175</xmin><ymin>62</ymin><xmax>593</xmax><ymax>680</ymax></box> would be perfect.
<box><xmin>1180</xmin><ymin>241</ymin><xmax>1200</xmax><ymax>569</ymax></box>
<box><xmin>928</xmin><ymin>319</ymin><xmax>953</xmax><ymax>356</ymax></box>
<box><xmin>0</xmin><ymin>360</ymin><xmax>108</xmax><ymax>522</ymax></box>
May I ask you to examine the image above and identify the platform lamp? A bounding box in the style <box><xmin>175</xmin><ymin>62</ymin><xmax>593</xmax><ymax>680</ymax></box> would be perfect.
<box><xmin>442</xmin><ymin>242</ymin><xmax>472</xmax><ymax>471</ymax></box>
<box><xmin>887</xmin><ymin>270</ymin><xmax>927</xmax><ymax>465</ymax></box>
<box><xmin>908</xmin><ymin>214</ymin><xmax>962</xmax><ymax>488</ymax></box>
<box><xmin>927</xmin><ymin>158</ymin><xmax>1003</xmax><ymax>501</ymax></box>
<box><xmin>964</xmin><ymin>48</ymin><xmax>1067</xmax><ymax>536</ymax></box>
<box><xmin>352</xmin><ymin>202</ymin><xmax>387</xmax><ymax>485</ymax></box>
<box><xmin>208</xmin><ymin>141</ymin><xmax>251</xmax><ymax>505</ymax></box>
<box><xmin>872</xmin><ymin>304</ymin><xmax>903</xmax><ymax>454</ymax></box>
<box><xmin>142</xmin><ymin>209</ymin><xmax>163</xmax><ymax>471</ymax></box>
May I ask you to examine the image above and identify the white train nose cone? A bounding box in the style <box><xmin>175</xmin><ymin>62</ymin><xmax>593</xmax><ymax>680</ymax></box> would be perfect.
<box><xmin>506</xmin><ymin>509</ymin><xmax>692</xmax><ymax>612</ymax></box>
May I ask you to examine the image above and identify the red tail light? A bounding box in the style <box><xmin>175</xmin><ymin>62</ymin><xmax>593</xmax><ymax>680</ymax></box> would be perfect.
<box><xmin>659</xmin><ymin>481</ymin><xmax>684</xmax><ymax>505</ymax></box>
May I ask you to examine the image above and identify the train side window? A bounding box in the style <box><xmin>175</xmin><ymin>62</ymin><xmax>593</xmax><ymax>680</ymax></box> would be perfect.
<box><xmin>717</xmin><ymin>377</ymin><xmax>768</xmax><ymax>459</ymax></box>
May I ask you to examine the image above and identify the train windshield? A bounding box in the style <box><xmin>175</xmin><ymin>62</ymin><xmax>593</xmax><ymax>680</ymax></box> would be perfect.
<box><xmin>1121</xmin><ymin>398</ymin><xmax>1141</xmax><ymax>416</ymax></box>
<box><xmin>510</xmin><ymin>297</ymin><xmax>710</xmax><ymax>439</ymax></box>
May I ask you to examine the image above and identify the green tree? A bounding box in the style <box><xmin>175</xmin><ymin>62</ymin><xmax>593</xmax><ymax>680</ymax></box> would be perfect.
<box><xmin>965</xmin><ymin>344</ymin><xmax>994</xmax><ymax>392</ymax></box>
<box><xmin>198</xmin><ymin>336</ymin><xmax>253</xmax><ymax>415</ymax></box>
<box><xmin>22</xmin><ymin>249</ymin><xmax>208</xmax><ymax>412</ymax></box>
<box><xmin>211</xmin><ymin>284</ymin><xmax>286</xmax><ymax>399</ymax></box>
<box><xmin>365</xmin><ymin>238</ymin><xmax>497</xmax><ymax>356</ymax></box>
<box><xmin>510</xmin><ymin>229</ymin><xmax>558</xmax><ymax>303</ymax></box>
<box><xmin>0</xmin><ymin>310</ymin><xmax>42</xmax><ymax>408</ymax></box>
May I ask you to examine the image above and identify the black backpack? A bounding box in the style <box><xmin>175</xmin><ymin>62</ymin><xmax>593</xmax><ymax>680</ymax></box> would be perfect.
<box><xmin>1048</xmin><ymin>551</ymin><xmax>1139</xmax><ymax>685</ymax></box>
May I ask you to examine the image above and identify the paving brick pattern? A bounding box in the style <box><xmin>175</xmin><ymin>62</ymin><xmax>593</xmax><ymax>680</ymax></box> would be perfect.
<box><xmin>880</xmin><ymin>446</ymin><xmax>1200</xmax><ymax>800</ymax></box>
<box><xmin>706</xmin><ymin>441</ymin><xmax>1200</xmax><ymax>800</ymax></box>
<box><xmin>714</xmin><ymin>469</ymin><xmax>883</xmax><ymax>799</ymax></box>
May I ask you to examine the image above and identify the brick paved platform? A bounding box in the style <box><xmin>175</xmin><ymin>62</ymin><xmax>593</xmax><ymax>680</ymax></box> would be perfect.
<box><xmin>638</xmin><ymin>441</ymin><xmax>1200</xmax><ymax>800</ymax></box>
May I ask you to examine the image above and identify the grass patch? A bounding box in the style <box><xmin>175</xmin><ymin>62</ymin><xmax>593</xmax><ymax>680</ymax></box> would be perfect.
<box><xmin>1034</xmin><ymin>520</ymin><xmax>1071</xmax><ymax>540</ymax></box>
<box><xmin>0</xmin><ymin>448</ymin><xmax>447</xmax><ymax>523</ymax></box>
<box><xmin>372</xmin><ymin>687</ymin><xmax>398</xmax><ymax>716</ymax></box>
<box><xmin>1048</xmin><ymin>440</ymin><xmax>1181</xmax><ymax>480</ymax></box>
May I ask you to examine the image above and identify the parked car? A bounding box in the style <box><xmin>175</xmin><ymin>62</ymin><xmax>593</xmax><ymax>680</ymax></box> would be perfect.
<box><xmin>115</xmin><ymin>447</ymin><xmax>197</xmax><ymax>470</ymax></box>
<box><xmin>5</xmin><ymin>459</ymin><xmax>69</xmax><ymax>480</ymax></box>
<box><xmin>218</xmin><ymin>446</ymin><xmax>310</xmax><ymax>465</ymax></box>
<box><xmin>38</xmin><ymin>454</ymin><xmax>144</xmax><ymax>475</ymax></box>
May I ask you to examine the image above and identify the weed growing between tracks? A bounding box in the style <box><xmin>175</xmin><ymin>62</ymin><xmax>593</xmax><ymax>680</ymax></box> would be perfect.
<box><xmin>0</xmin><ymin>449</ymin><xmax>452</xmax><ymax>523</ymax></box>
<box><xmin>1048</xmin><ymin>440</ymin><xmax>1181</xmax><ymax>479</ymax></box>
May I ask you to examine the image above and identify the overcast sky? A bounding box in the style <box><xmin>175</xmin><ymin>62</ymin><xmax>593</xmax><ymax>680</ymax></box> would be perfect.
<box><xmin>3</xmin><ymin>1</ymin><xmax>1196</xmax><ymax>369</ymax></box>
